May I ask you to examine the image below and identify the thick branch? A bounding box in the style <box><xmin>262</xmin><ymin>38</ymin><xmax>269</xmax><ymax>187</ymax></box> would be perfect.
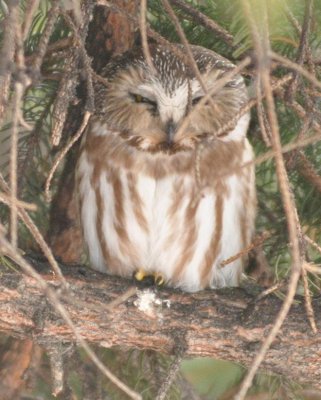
<box><xmin>0</xmin><ymin>260</ymin><xmax>321</xmax><ymax>390</ymax></box>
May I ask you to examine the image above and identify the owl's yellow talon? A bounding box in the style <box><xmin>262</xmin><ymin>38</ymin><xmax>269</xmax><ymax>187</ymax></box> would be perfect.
<box><xmin>154</xmin><ymin>273</ymin><xmax>165</xmax><ymax>286</ymax></box>
<box><xmin>134</xmin><ymin>269</ymin><xmax>147</xmax><ymax>281</ymax></box>
<box><xmin>134</xmin><ymin>270</ymin><xmax>165</xmax><ymax>286</ymax></box>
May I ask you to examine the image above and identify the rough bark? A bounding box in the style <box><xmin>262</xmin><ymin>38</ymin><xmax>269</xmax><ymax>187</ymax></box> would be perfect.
<box><xmin>0</xmin><ymin>259</ymin><xmax>320</xmax><ymax>391</ymax></box>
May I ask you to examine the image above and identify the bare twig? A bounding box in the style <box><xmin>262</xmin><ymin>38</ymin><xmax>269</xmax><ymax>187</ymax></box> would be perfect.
<box><xmin>45</xmin><ymin>111</ymin><xmax>91</xmax><ymax>201</ymax></box>
<box><xmin>304</xmin><ymin>235</ymin><xmax>321</xmax><ymax>256</ymax></box>
<box><xmin>221</xmin><ymin>232</ymin><xmax>272</xmax><ymax>267</ymax></box>
<box><xmin>0</xmin><ymin>192</ymin><xmax>37</xmax><ymax>211</ymax></box>
<box><xmin>32</xmin><ymin>0</ymin><xmax>61</xmax><ymax>73</ymax></box>
<box><xmin>304</xmin><ymin>262</ymin><xmax>321</xmax><ymax>275</ymax></box>
<box><xmin>282</xmin><ymin>0</ymin><xmax>301</xmax><ymax>35</ymax></box>
<box><xmin>255</xmin><ymin>282</ymin><xmax>287</xmax><ymax>301</ymax></box>
<box><xmin>235</xmin><ymin>1</ymin><xmax>305</xmax><ymax>398</ymax></box>
<box><xmin>156</xmin><ymin>335</ymin><xmax>186</xmax><ymax>400</ymax></box>
<box><xmin>286</xmin><ymin>0</ymin><xmax>314</xmax><ymax>100</ymax></box>
<box><xmin>22</xmin><ymin>0</ymin><xmax>41</xmax><ymax>39</ymax></box>
<box><xmin>25</xmin><ymin>37</ymin><xmax>74</xmax><ymax>64</ymax></box>
<box><xmin>296</xmin><ymin>152</ymin><xmax>321</xmax><ymax>194</ymax></box>
<box><xmin>270</xmin><ymin>51</ymin><xmax>321</xmax><ymax>91</ymax></box>
<box><xmin>194</xmin><ymin>141</ymin><xmax>205</xmax><ymax>189</ymax></box>
<box><xmin>8</xmin><ymin>4</ymin><xmax>30</xmax><ymax>245</ymax></box>
<box><xmin>254</xmin><ymin>131</ymin><xmax>321</xmax><ymax>167</ymax></box>
<box><xmin>301</xmin><ymin>263</ymin><xmax>317</xmax><ymax>333</ymax></box>
<box><xmin>155</xmin><ymin>354</ymin><xmax>183</xmax><ymax>400</ymax></box>
<box><xmin>288</xmin><ymin>100</ymin><xmax>321</xmax><ymax>128</ymax></box>
<box><xmin>285</xmin><ymin>110</ymin><xmax>313</xmax><ymax>170</ymax></box>
<box><xmin>0</xmin><ymin>0</ymin><xmax>18</xmax><ymax>124</ymax></box>
<box><xmin>140</xmin><ymin>0</ymin><xmax>155</xmax><ymax>71</ymax></box>
<box><xmin>10</xmin><ymin>83</ymin><xmax>24</xmax><ymax>249</ymax></box>
<box><xmin>255</xmin><ymin>78</ymin><xmax>271</xmax><ymax>146</ymax></box>
<box><xmin>170</xmin><ymin>0</ymin><xmax>234</xmax><ymax>46</ymax></box>
<box><xmin>46</xmin><ymin>343</ymin><xmax>65</xmax><ymax>396</ymax></box>
<box><xmin>0</xmin><ymin>2</ymin><xmax>24</xmax><ymax>249</ymax></box>
<box><xmin>105</xmin><ymin>287</ymin><xmax>137</xmax><ymax>311</ymax></box>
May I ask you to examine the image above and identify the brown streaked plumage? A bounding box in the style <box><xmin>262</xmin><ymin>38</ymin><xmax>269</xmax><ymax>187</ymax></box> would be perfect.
<box><xmin>76</xmin><ymin>44</ymin><xmax>256</xmax><ymax>292</ymax></box>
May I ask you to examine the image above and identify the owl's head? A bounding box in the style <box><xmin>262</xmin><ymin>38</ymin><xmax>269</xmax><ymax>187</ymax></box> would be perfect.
<box><xmin>95</xmin><ymin>45</ymin><xmax>249</xmax><ymax>153</ymax></box>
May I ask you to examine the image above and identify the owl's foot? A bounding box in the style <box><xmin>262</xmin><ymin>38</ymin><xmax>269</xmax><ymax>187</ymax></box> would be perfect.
<box><xmin>134</xmin><ymin>269</ymin><xmax>165</xmax><ymax>287</ymax></box>
<box><xmin>153</xmin><ymin>272</ymin><xmax>165</xmax><ymax>286</ymax></box>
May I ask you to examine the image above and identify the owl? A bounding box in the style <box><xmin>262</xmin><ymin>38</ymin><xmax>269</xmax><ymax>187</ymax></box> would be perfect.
<box><xmin>76</xmin><ymin>44</ymin><xmax>256</xmax><ymax>292</ymax></box>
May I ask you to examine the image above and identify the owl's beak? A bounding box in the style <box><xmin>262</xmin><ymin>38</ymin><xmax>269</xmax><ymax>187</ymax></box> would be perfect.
<box><xmin>165</xmin><ymin>119</ymin><xmax>176</xmax><ymax>144</ymax></box>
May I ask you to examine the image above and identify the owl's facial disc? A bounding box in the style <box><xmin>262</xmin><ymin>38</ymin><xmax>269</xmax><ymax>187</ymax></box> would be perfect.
<box><xmin>130</xmin><ymin>86</ymin><xmax>184</xmax><ymax>146</ymax></box>
<box><xmin>131</xmin><ymin>80</ymin><xmax>202</xmax><ymax>146</ymax></box>
<box><xmin>98</xmin><ymin>45</ymin><xmax>248</xmax><ymax>153</ymax></box>
<box><xmin>128</xmin><ymin>83</ymin><xmax>191</xmax><ymax>147</ymax></box>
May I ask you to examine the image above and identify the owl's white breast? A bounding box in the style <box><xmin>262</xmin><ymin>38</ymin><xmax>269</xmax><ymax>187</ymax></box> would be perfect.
<box><xmin>134</xmin><ymin>172</ymin><xmax>215</xmax><ymax>291</ymax></box>
<box><xmin>77</xmin><ymin>130</ymin><xmax>255</xmax><ymax>291</ymax></box>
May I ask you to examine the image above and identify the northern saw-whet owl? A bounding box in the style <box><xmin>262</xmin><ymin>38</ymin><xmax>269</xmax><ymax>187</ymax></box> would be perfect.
<box><xmin>76</xmin><ymin>45</ymin><xmax>256</xmax><ymax>292</ymax></box>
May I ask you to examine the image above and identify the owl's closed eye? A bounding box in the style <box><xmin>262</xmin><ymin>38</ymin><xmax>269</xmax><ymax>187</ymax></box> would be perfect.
<box><xmin>77</xmin><ymin>44</ymin><xmax>256</xmax><ymax>292</ymax></box>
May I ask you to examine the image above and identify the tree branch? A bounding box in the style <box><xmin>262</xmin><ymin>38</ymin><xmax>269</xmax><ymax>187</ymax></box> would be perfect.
<box><xmin>0</xmin><ymin>260</ymin><xmax>321</xmax><ymax>391</ymax></box>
